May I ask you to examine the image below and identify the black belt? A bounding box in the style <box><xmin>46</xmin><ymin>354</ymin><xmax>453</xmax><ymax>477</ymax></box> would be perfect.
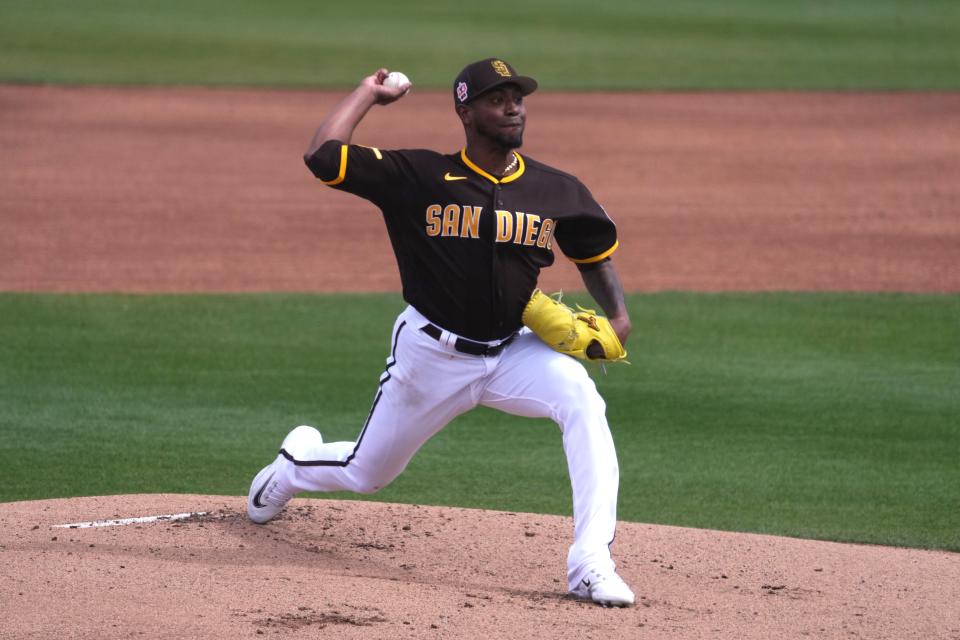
<box><xmin>420</xmin><ymin>324</ymin><xmax>517</xmax><ymax>357</ymax></box>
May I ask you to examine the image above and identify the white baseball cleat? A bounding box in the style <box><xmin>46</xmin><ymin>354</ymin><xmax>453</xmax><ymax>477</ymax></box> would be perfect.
<box><xmin>571</xmin><ymin>566</ymin><xmax>636</xmax><ymax>607</ymax></box>
<box><xmin>247</xmin><ymin>425</ymin><xmax>322</xmax><ymax>524</ymax></box>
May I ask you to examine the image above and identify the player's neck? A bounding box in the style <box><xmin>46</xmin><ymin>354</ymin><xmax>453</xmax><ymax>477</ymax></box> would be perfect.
<box><xmin>464</xmin><ymin>144</ymin><xmax>519</xmax><ymax>177</ymax></box>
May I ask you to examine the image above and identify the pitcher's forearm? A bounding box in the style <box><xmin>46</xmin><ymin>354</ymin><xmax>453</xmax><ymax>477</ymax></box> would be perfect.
<box><xmin>580</xmin><ymin>260</ymin><xmax>631</xmax><ymax>344</ymax></box>
<box><xmin>305</xmin><ymin>84</ymin><xmax>379</xmax><ymax>156</ymax></box>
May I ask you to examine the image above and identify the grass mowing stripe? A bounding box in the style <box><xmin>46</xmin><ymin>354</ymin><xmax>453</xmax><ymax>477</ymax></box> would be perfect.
<box><xmin>0</xmin><ymin>0</ymin><xmax>958</xmax><ymax>89</ymax></box>
<box><xmin>0</xmin><ymin>292</ymin><xmax>957</xmax><ymax>551</ymax></box>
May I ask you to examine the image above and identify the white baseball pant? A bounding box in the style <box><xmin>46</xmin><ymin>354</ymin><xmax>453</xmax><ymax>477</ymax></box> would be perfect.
<box><xmin>277</xmin><ymin>305</ymin><xmax>622</xmax><ymax>590</ymax></box>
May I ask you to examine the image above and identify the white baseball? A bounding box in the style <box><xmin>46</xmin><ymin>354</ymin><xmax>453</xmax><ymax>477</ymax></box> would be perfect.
<box><xmin>384</xmin><ymin>71</ymin><xmax>411</xmax><ymax>93</ymax></box>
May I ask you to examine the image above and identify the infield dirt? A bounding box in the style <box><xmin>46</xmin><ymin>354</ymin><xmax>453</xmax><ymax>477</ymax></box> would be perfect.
<box><xmin>2</xmin><ymin>86</ymin><xmax>958</xmax><ymax>293</ymax></box>
<box><xmin>1</xmin><ymin>86</ymin><xmax>958</xmax><ymax>639</ymax></box>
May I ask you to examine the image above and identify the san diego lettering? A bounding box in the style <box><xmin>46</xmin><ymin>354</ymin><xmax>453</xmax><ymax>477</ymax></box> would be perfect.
<box><xmin>425</xmin><ymin>205</ymin><xmax>555</xmax><ymax>249</ymax></box>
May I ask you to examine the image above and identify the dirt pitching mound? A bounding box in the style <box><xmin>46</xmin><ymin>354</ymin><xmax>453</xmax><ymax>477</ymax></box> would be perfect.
<box><xmin>1</xmin><ymin>494</ymin><xmax>957</xmax><ymax>639</ymax></box>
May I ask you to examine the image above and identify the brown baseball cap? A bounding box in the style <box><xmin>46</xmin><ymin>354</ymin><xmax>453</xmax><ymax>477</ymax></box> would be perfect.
<box><xmin>453</xmin><ymin>58</ymin><xmax>538</xmax><ymax>105</ymax></box>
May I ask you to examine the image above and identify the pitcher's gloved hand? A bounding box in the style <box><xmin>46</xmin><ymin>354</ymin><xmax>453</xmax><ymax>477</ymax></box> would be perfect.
<box><xmin>521</xmin><ymin>289</ymin><xmax>627</xmax><ymax>362</ymax></box>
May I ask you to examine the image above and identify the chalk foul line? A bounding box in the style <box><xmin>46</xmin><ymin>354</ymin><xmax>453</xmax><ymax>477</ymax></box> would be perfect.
<box><xmin>53</xmin><ymin>512</ymin><xmax>208</xmax><ymax>529</ymax></box>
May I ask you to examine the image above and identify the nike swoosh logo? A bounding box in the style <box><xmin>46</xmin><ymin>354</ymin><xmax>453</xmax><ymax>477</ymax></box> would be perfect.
<box><xmin>444</xmin><ymin>173</ymin><xmax>467</xmax><ymax>181</ymax></box>
<box><xmin>252</xmin><ymin>471</ymin><xmax>275</xmax><ymax>508</ymax></box>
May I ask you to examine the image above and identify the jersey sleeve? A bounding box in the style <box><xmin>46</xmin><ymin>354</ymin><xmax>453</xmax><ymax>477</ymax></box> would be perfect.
<box><xmin>552</xmin><ymin>182</ymin><xmax>619</xmax><ymax>264</ymax></box>
<box><xmin>304</xmin><ymin>140</ymin><xmax>406</xmax><ymax>205</ymax></box>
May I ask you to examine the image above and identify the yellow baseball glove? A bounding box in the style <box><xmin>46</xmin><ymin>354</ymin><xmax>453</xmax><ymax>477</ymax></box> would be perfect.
<box><xmin>521</xmin><ymin>289</ymin><xmax>627</xmax><ymax>362</ymax></box>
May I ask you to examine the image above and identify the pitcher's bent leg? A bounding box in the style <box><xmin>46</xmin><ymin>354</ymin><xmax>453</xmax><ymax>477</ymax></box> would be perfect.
<box><xmin>479</xmin><ymin>333</ymin><xmax>622</xmax><ymax>591</ymax></box>
<box><xmin>280</xmin><ymin>311</ymin><xmax>481</xmax><ymax>496</ymax></box>
<box><xmin>283</xmin><ymin>382</ymin><xmax>423</xmax><ymax>495</ymax></box>
<box><xmin>556</xmin><ymin>377</ymin><xmax>620</xmax><ymax>590</ymax></box>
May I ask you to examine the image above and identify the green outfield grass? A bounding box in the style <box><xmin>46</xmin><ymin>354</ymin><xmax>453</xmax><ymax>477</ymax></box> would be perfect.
<box><xmin>1</xmin><ymin>0</ymin><xmax>958</xmax><ymax>89</ymax></box>
<box><xmin>1</xmin><ymin>292</ymin><xmax>957</xmax><ymax>551</ymax></box>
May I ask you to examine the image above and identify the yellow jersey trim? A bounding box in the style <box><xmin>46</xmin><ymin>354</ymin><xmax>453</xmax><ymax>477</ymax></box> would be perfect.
<box><xmin>570</xmin><ymin>240</ymin><xmax>619</xmax><ymax>264</ymax></box>
<box><xmin>359</xmin><ymin>145</ymin><xmax>382</xmax><ymax>160</ymax></box>
<box><xmin>460</xmin><ymin>149</ymin><xmax>525</xmax><ymax>184</ymax></box>
<box><xmin>320</xmin><ymin>144</ymin><xmax>349</xmax><ymax>185</ymax></box>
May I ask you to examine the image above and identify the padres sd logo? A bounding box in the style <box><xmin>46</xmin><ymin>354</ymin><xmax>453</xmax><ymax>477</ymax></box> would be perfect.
<box><xmin>491</xmin><ymin>60</ymin><xmax>512</xmax><ymax>77</ymax></box>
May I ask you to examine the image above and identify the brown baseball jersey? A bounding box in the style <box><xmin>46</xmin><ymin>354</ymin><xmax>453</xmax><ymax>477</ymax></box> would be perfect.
<box><xmin>305</xmin><ymin>141</ymin><xmax>618</xmax><ymax>342</ymax></box>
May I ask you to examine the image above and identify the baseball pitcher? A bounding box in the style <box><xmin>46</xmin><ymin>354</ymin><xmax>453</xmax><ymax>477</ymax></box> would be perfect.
<box><xmin>247</xmin><ymin>58</ymin><xmax>635</xmax><ymax>607</ymax></box>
